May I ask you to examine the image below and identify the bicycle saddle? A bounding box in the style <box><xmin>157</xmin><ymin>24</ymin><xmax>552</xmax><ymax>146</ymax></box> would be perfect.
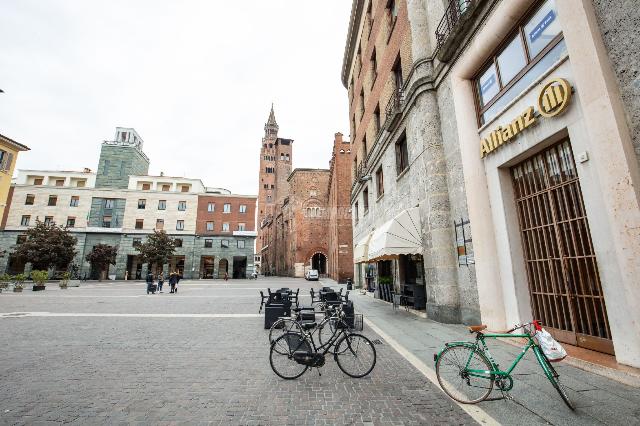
<box><xmin>300</xmin><ymin>321</ymin><xmax>317</xmax><ymax>330</ymax></box>
<box><xmin>468</xmin><ymin>325</ymin><xmax>487</xmax><ymax>333</ymax></box>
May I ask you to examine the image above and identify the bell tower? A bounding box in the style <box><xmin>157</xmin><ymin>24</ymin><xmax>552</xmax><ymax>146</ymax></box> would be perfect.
<box><xmin>256</xmin><ymin>105</ymin><xmax>292</xmax><ymax>254</ymax></box>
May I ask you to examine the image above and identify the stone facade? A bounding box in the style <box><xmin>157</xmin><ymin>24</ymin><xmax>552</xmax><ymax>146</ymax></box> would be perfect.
<box><xmin>0</xmin><ymin>128</ymin><xmax>256</xmax><ymax>281</ymax></box>
<box><xmin>343</xmin><ymin>0</ymin><xmax>640</xmax><ymax>367</ymax></box>
<box><xmin>95</xmin><ymin>128</ymin><xmax>149</xmax><ymax>189</ymax></box>
<box><xmin>343</xmin><ymin>0</ymin><xmax>478</xmax><ymax>324</ymax></box>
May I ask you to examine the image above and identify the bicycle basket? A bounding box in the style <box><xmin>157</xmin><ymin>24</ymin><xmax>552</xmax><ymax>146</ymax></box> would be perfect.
<box><xmin>337</xmin><ymin>314</ymin><xmax>364</xmax><ymax>331</ymax></box>
<box><xmin>284</xmin><ymin>333</ymin><xmax>312</xmax><ymax>353</ymax></box>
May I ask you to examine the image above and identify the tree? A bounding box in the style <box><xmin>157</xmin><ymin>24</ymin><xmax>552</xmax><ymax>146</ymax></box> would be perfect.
<box><xmin>12</xmin><ymin>219</ymin><xmax>77</xmax><ymax>272</ymax></box>
<box><xmin>135</xmin><ymin>230</ymin><xmax>176</xmax><ymax>274</ymax></box>
<box><xmin>85</xmin><ymin>244</ymin><xmax>118</xmax><ymax>281</ymax></box>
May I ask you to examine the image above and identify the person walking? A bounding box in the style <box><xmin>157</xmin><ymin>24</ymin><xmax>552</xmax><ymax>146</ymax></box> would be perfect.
<box><xmin>173</xmin><ymin>271</ymin><xmax>180</xmax><ymax>293</ymax></box>
<box><xmin>169</xmin><ymin>272</ymin><xmax>177</xmax><ymax>294</ymax></box>
<box><xmin>157</xmin><ymin>272</ymin><xmax>164</xmax><ymax>293</ymax></box>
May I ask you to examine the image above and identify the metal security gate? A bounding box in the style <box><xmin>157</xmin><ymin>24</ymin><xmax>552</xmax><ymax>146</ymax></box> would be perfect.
<box><xmin>511</xmin><ymin>140</ymin><xmax>613</xmax><ymax>355</ymax></box>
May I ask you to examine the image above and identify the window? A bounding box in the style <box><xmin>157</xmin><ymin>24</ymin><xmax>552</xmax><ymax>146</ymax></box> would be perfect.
<box><xmin>204</xmin><ymin>239</ymin><xmax>213</xmax><ymax>248</ymax></box>
<box><xmin>207</xmin><ymin>202</ymin><xmax>215</xmax><ymax>212</ymax></box>
<box><xmin>355</xmin><ymin>202</ymin><xmax>359</xmax><ymax>221</ymax></box>
<box><xmin>222</xmin><ymin>222</ymin><xmax>230</xmax><ymax>232</ymax></box>
<box><xmin>55</xmin><ymin>179</ymin><xmax>64</xmax><ymax>187</ymax></box>
<box><xmin>16</xmin><ymin>235</ymin><xmax>27</xmax><ymax>245</ymax></box>
<box><xmin>66</xmin><ymin>217</ymin><xmax>76</xmax><ymax>228</ymax></box>
<box><xmin>76</xmin><ymin>180</ymin><xmax>86</xmax><ymax>188</ymax></box>
<box><xmin>266</xmin><ymin>195</ymin><xmax>272</xmax><ymax>202</ymax></box>
<box><xmin>374</xmin><ymin>106</ymin><xmax>381</xmax><ymax>135</ymax></box>
<box><xmin>238</xmin><ymin>223</ymin><xmax>246</xmax><ymax>231</ymax></box>
<box><xmin>142</xmin><ymin>183</ymin><xmax>151</xmax><ymax>190</ymax></box>
<box><xmin>237</xmin><ymin>240</ymin><xmax>245</xmax><ymax>249</ymax></box>
<box><xmin>20</xmin><ymin>215</ymin><xmax>30</xmax><ymax>226</ymax></box>
<box><xmin>206</xmin><ymin>221</ymin><xmax>214</xmax><ymax>231</ymax></box>
<box><xmin>475</xmin><ymin>0</ymin><xmax>563</xmax><ymax>125</ymax></box>
<box><xmin>363</xmin><ymin>186</ymin><xmax>369</xmax><ymax>212</ymax></box>
<box><xmin>138</xmin><ymin>199</ymin><xmax>146</xmax><ymax>209</ymax></box>
<box><xmin>359</xmin><ymin>90</ymin><xmax>365</xmax><ymax>119</ymax></box>
<box><xmin>181</xmin><ymin>185</ymin><xmax>189</xmax><ymax>192</ymax></box>
<box><xmin>48</xmin><ymin>195</ymin><xmax>57</xmax><ymax>206</ymax></box>
<box><xmin>239</xmin><ymin>204</ymin><xmax>247</xmax><ymax>213</ymax></box>
<box><xmin>158</xmin><ymin>200</ymin><xmax>166</xmax><ymax>210</ymax></box>
<box><xmin>0</xmin><ymin>150</ymin><xmax>12</xmax><ymax>171</ymax></box>
<box><xmin>133</xmin><ymin>238</ymin><xmax>142</xmax><ymax>247</ymax></box>
<box><xmin>376</xmin><ymin>167</ymin><xmax>384</xmax><ymax>197</ymax></box>
<box><xmin>221</xmin><ymin>240</ymin><xmax>229</xmax><ymax>248</ymax></box>
<box><xmin>176</xmin><ymin>220</ymin><xmax>184</xmax><ymax>230</ymax></box>
<box><xmin>393</xmin><ymin>57</ymin><xmax>403</xmax><ymax>89</ymax></box>
<box><xmin>362</xmin><ymin>135</ymin><xmax>368</xmax><ymax>158</ymax></box>
<box><xmin>156</xmin><ymin>219</ymin><xmax>164</xmax><ymax>230</ymax></box>
<box><xmin>70</xmin><ymin>196</ymin><xmax>79</xmax><ymax>207</ymax></box>
<box><xmin>387</xmin><ymin>0</ymin><xmax>398</xmax><ymax>30</ymax></box>
<box><xmin>223</xmin><ymin>203</ymin><xmax>231</xmax><ymax>213</ymax></box>
<box><xmin>34</xmin><ymin>178</ymin><xmax>43</xmax><ymax>185</ymax></box>
<box><xmin>25</xmin><ymin>194</ymin><xmax>35</xmax><ymax>205</ymax></box>
<box><xmin>103</xmin><ymin>216</ymin><xmax>112</xmax><ymax>228</ymax></box>
<box><xmin>104</xmin><ymin>199</ymin><xmax>114</xmax><ymax>209</ymax></box>
<box><xmin>178</xmin><ymin>201</ymin><xmax>187</xmax><ymax>211</ymax></box>
<box><xmin>280</xmin><ymin>153</ymin><xmax>285</xmax><ymax>161</ymax></box>
<box><xmin>161</xmin><ymin>184</ymin><xmax>171</xmax><ymax>191</ymax></box>
<box><xmin>103</xmin><ymin>160</ymin><xmax>110</xmax><ymax>173</ymax></box>
<box><xmin>174</xmin><ymin>238</ymin><xmax>183</xmax><ymax>247</ymax></box>
<box><xmin>44</xmin><ymin>216</ymin><xmax>54</xmax><ymax>225</ymax></box>
<box><xmin>370</xmin><ymin>48</ymin><xmax>377</xmax><ymax>83</ymax></box>
<box><xmin>135</xmin><ymin>219</ymin><xmax>143</xmax><ymax>229</ymax></box>
<box><xmin>395</xmin><ymin>133</ymin><xmax>409</xmax><ymax>175</ymax></box>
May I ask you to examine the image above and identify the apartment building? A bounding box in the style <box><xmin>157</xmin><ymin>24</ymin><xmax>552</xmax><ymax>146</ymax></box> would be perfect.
<box><xmin>0</xmin><ymin>127</ymin><xmax>256</xmax><ymax>280</ymax></box>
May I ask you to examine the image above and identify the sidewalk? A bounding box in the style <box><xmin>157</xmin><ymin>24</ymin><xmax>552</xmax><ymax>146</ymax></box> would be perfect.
<box><xmin>323</xmin><ymin>280</ymin><xmax>640</xmax><ymax>425</ymax></box>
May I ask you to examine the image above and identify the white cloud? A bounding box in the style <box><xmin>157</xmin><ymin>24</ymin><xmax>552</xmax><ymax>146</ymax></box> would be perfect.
<box><xmin>0</xmin><ymin>0</ymin><xmax>351</xmax><ymax>194</ymax></box>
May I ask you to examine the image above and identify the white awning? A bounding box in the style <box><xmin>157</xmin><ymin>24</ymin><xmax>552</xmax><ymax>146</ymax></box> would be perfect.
<box><xmin>367</xmin><ymin>207</ymin><xmax>422</xmax><ymax>261</ymax></box>
<box><xmin>353</xmin><ymin>232</ymin><xmax>373</xmax><ymax>263</ymax></box>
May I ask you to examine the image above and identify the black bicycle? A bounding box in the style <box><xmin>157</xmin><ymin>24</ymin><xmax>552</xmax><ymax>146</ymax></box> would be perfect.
<box><xmin>269</xmin><ymin>304</ymin><xmax>376</xmax><ymax>379</ymax></box>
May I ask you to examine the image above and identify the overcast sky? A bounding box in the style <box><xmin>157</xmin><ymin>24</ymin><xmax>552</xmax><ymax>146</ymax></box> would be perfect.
<box><xmin>0</xmin><ymin>1</ymin><xmax>352</xmax><ymax>195</ymax></box>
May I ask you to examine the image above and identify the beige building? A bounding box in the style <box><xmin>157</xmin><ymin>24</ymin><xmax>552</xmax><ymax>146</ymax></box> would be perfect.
<box><xmin>0</xmin><ymin>134</ymin><xmax>30</xmax><ymax>224</ymax></box>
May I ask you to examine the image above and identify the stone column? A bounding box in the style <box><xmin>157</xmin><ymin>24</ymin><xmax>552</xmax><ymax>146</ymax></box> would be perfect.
<box><xmin>409</xmin><ymin>90</ymin><xmax>461</xmax><ymax>323</ymax></box>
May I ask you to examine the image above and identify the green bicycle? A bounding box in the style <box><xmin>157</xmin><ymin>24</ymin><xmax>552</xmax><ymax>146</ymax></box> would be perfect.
<box><xmin>434</xmin><ymin>320</ymin><xmax>574</xmax><ymax>410</ymax></box>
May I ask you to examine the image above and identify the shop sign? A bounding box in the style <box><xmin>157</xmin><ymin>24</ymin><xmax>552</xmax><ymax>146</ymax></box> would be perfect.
<box><xmin>480</xmin><ymin>78</ymin><xmax>572</xmax><ymax>158</ymax></box>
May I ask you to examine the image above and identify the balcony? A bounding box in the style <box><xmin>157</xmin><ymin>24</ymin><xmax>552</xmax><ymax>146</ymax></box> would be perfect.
<box><xmin>435</xmin><ymin>0</ymin><xmax>481</xmax><ymax>62</ymax></box>
<box><xmin>384</xmin><ymin>88</ymin><xmax>404</xmax><ymax>129</ymax></box>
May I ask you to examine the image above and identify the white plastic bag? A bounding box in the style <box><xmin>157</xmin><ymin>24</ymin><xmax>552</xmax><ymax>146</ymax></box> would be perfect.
<box><xmin>535</xmin><ymin>328</ymin><xmax>567</xmax><ymax>362</ymax></box>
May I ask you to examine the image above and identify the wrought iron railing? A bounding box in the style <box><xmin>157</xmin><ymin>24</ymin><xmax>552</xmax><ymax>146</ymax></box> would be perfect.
<box><xmin>435</xmin><ymin>0</ymin><xmax>473</xmax><ymax>52</ymax></box>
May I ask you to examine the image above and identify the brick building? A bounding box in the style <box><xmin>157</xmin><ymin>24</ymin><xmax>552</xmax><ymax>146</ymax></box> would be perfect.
<box><xmin>256</xmin><ymin>109</ymin><xmax>353</xmax><ymax>282</ymax></box>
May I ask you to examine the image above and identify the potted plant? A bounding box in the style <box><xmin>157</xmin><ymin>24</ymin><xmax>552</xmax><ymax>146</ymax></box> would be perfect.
<box><xmin>13</xmin><ymin>274</ymin><xmax>26</xmax><ymax>292</ymax></box>
<box><xmin>59</xmin><ymin>271</ymin><xmax>70</xmax><ymax>289</ymax></box>
<box><xmin>31</xmin><ymin>270</ymin><xmax>48</xmax><ymax>291</ymax></box>
<box><xmin>0</xmin><ymin>273</ymin><xmax>10</xmax><ymax>289</ymax></box>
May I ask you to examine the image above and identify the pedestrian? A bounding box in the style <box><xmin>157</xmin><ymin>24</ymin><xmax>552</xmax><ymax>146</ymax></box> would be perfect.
<box><xmin>146</xmin><ymin>271</ymin><xmax>155</xmax><ymax>294</ymax></box>
<box><xmin>157</xmin><ymin>272</ymin><xmax>164</xmax><ymax>293</ymax></box>
<box><xmin>224</xmin><ymin>271</ymin><xmax>229</xmax><ymax>281</ymax></box>
<box><xmin>173</xmin><ymin>271</ymin><xmax>179</xmax><ymax>293</ymax></box>
<box><xmin>169</xmin><ymin>272</ymin><xmax>177</xmax><ymax>293</ymax></box>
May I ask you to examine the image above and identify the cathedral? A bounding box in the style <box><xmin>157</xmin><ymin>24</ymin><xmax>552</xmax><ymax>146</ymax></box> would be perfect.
<box><xmin>256</xmin><ymin>106</ymin><xmax>353</xmax><ymax>282</ymax></box>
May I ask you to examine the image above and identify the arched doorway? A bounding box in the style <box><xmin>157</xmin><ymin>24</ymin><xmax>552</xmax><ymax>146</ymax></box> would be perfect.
<box><xmin>311</xmin><ymin>252</ymin><xmax>327</xmax><ymax>275</ymax></box>
<box><xmin>218</xmin><ymin>258</ymin><xmax>228</xmax><ymax>278</ymax></box>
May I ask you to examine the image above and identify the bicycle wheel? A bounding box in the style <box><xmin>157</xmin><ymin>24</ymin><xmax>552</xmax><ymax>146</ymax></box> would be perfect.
<box><xmin>269</xmin><ymin>333</ymin><xmax>310</xmax><ymax>380</ymax></box>
<box><xmin>435</xmin><ymin>344</ymin><xmax>494</xmax><ymax>404</ymax></box>
<box><xmin>334</xmin><ymin>333</ymin><xmax>376</xmax><ymax>378</ymax></box>
<box><xmin>317</xmin><ymin>318</ymin><xmax>337</xmax><ymax>347</ymax></box>
<box><xmin>535</xmin><ymin>347</ymin><xmax>575</xmax><ymax>410</ymax></box>
<box><xmin>269</xmin><ymin>318</ymin><xmax>304</xmax><ymax>347</ymax></box>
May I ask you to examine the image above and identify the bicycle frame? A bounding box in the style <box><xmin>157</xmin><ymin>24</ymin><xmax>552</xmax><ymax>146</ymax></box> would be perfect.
<box><xmin>463</xmin><ymin>333</ymin><xmax>537</xmax><ymax>379</ymax></box>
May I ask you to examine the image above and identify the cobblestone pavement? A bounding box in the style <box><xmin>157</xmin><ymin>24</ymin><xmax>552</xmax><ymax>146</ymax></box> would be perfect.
<box><xmin>0</xmin><ymin>278</ymin><xmax>474</xmax><ymax>425</ymax></box>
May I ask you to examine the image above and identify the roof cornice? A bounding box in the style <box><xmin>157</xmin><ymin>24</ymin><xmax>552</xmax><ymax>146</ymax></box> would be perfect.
<box><xmin>340</xmin><ymin>0</ymin><xmax>365</xmax><ymax>88</ymax></box>
<box><xmin>0</xmin><ymin>133</ymin><xmax>30</xmax><ymax>151</ymax></box>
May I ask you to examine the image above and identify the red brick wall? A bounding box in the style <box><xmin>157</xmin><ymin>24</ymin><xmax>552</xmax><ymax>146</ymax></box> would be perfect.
<box><xmin>196</xmin><ymin>195</ymin><xmax>256</xmax><ymax>235</ymax></box>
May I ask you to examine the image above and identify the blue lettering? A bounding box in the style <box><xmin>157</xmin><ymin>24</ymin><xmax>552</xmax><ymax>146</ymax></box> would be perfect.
<box><xmin>529</xmin><ymin>10</ymin><xmax>556</xmax><ymax>43</ymax></box>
